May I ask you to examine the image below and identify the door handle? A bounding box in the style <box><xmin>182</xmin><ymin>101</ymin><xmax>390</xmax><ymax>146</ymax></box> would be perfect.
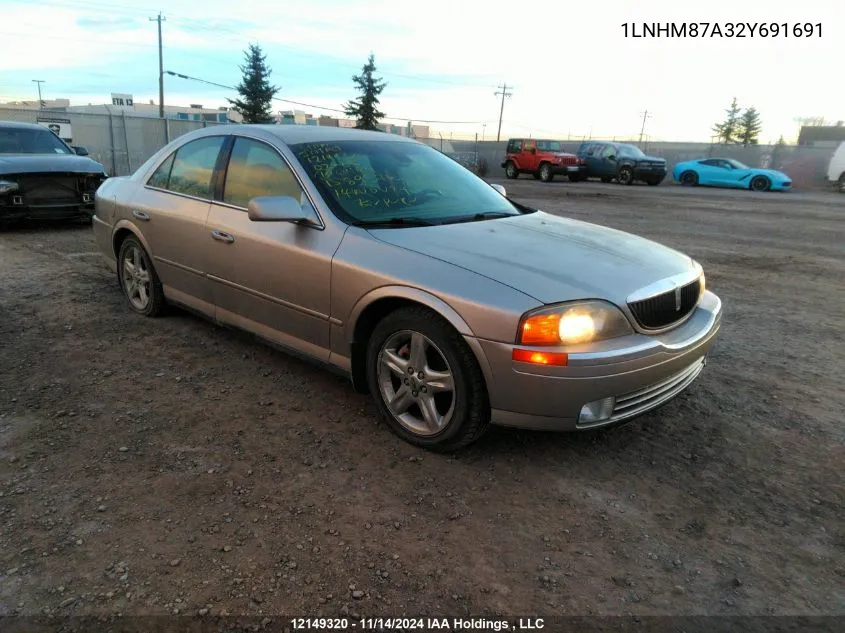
<box><xmin>132</xmin><ymin>210</ymin><xmax>150</xmax><ymax>221</ymax></box>
<box><xmin>211</xmin><ymin>230</ymin><xmax>235</xmax><ymax>244</ymax></box>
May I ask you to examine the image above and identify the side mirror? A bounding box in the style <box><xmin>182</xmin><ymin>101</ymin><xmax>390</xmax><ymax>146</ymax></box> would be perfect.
<box><xmin>248</xmin><ymin>195</ymin><xmax>318</xmax><ymax>225</ymax></box>
<box><xmin>490</xmin><ymin>183</ymin><xmax>507</xmax><ymax>197</ymax></box>
<box><xmin>607</xmin><ymin>155</ymin><xmax>616</xmax><ymax>161</ymax></box>
<box><xmin>73</xmin><ymin>146</ymin><xmax>89</xmax><ymax>156</ymax></box>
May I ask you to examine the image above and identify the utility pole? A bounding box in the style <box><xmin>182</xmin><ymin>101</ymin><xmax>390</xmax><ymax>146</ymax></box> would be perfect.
<box><xmin>638</xmin><ymin>110</ymin><xmax>652</xmax><ymax>144</ymax></box>
<box><xmin>32</xmin><ymin>79</ymin><xmax>45</xmax><ymax>108</ymax></box>
<box><xmin>494</xmin><ymin>83</ymin><xmax>512</xmax><ymax>142</ymax></box>
<box><xmin>149</xmin><ymin>13</ymin><xmax>166</xmax><ymax>118</ymax></box>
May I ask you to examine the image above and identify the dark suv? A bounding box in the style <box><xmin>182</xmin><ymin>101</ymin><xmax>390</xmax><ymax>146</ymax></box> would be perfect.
<box><xmin>575</xmin><ymin>141</ymin><xmax>667</xmax><ymax>186</ymax></box>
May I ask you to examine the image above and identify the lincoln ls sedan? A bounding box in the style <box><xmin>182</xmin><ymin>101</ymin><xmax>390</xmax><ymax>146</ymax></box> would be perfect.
<box><xmin>92</xmin><ymin>126</ymin><xmax>722</xmax><ymax>451</ymax></box>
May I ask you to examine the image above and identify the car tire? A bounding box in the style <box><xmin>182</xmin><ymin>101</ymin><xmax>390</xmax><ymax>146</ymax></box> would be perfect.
<box><xmin>617</xmin><ymin>166</ymin><xmax>634</xmax><ymax>185</ymax></box>
<box><xmin>505</xmin><ymin>162</ymin><xmax>518</xmax><ymax>179</ymax></box>
<box><xmin>749</xmin><ymin>175</ymin><xmax>771</xmax><ymax>192</ymax></box>
<box><xmin>679</xmin><ymin>170</ymin><xmax>699</xmax><ymax>186</ymax></box>
<box><xmin>539</xmin><ymin>163</ymin><xmax>554</xmax><ymax>183</ymax></box>
<box><xmin>117</xmin><ymin>235</ymin><xmax>166</xmax><ymax>317</ymax></box>
<box><xmin>600</xmin><ymin>176</ymin><xmax>614</xmax><ymax>183</ymax></box>
<box><xmin>366</xmin><ymin>306</ymin><xmax>490</xmax><ymax>452</ymax></box>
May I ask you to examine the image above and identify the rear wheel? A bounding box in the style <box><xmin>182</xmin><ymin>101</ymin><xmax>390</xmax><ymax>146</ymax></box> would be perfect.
<box><xmin>749</xmin><ymin>175</ymin><xmax>771</xmax><ymax>192</ymax></box>
<box><xmin>117</xmin><ymin>236</ymin><xmax>166</xmax><ymax>317</ymax></box>
<box><xmin>617</xmin><ymin>166</ymin><xmax>634</xmax><ymax>185</ymax></box>
<box><xmin>366</xmin><ymin>306</ymin><xmax>490</xmax><ymax>452</ymax></box>
<box><xmin>539</xmin><ymin>163</ymin><xmax>554</xmax><ymax>182</ymax></box>
<box><xmin>505</xmin><ymin>161</ymin><xmax>518</xmax><ymax>179</ymax></box>
<box><xmin>680</xmin><ymin>170</ymin><xmax>699</xmax><ymax>186</ymax></box>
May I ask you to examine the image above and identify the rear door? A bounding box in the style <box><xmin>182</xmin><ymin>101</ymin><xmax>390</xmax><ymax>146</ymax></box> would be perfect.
<box><xmin>128</xmin><ymin>135</ymin><xmax>227</xmax><ymax>313</ymax></box>
<box><xmin>204</xmin><ymin>135</ymin><xmax>343</xmax><ymax>359</ymax></box>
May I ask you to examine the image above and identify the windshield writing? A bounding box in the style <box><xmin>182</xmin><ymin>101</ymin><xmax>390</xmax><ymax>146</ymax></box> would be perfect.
<box><xmin>292</xmin><ymin>140</ymin><xmax>520</xmax><ymax>225</ymax></box>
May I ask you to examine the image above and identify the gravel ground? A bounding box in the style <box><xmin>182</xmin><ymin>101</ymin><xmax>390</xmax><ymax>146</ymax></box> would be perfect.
<box><xmin>0</xmin><ymin>180</ymin><xmax>843</xmax><ymax>624</ymax></box>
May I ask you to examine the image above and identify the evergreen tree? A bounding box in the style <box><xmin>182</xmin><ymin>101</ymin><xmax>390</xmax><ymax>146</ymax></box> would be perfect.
<box><xmin>228</xmin><ymin>44</ymin><xmax>279</xmax><ymax>123</ymax></box>
<box><xmin>712</xmin><ymin>97</ymin><xmax>742</xmax><ymax>144</ymax></box>
<box><xmin>344</xmin><ymin>53</ymin><xmax>387</xmax><ymax>130</ymax></box>
<box><xmin>737</xmin><ymin>107</ymin><xmax>762</xmax><ymax>146</ymax></box>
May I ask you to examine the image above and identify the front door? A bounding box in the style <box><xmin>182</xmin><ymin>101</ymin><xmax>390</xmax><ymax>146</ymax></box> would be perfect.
<box><xmin>522</xmin><ymin>139</ymin><xmax>539</xmax><ymax>172</ymax></box>
<box><xmin>128</xmin><ymin>135</ymin><xmax>226</xmax><ymax>313</ymax></box>
<box><xmin>204</xmin><ymin>136</ymin><xmax>343</xmax><ymax>360</ymax></box>
<box><xmin>598</xmin><ymin>144</ymin><xmax>618</xmax><ymax>177</ymax></box>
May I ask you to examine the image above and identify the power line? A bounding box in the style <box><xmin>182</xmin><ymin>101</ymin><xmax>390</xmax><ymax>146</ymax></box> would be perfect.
<box><xmin>164</xmin><ymin>70</ymin><xmax>481</xmax><ymax>125</ymax></box>
<box><xmin>149</xmin><ymin>13</ymin><xmax>166</xmax><ymax>118</ymax></box>
<box><xmin>494</xmin><ymin>83</ymin><xmax>513</xmax><ymax>142</ymax></box>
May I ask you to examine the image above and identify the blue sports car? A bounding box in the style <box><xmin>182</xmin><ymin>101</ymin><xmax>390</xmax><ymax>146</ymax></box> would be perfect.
<box><xmin>672</xmin><ymin>158</ymin><xmax>792</xmax><ymax>192</ymax></box>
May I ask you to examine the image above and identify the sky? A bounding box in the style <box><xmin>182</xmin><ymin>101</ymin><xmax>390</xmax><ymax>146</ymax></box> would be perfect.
<box><xmin>0</xmin><ymin>0</ymin><xmax>842</xmax><ymax>142</ymax></box>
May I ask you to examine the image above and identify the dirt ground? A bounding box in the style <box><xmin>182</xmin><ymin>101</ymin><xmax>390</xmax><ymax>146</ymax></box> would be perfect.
<box><xmin>1</xmin><ymin>179</ymin><xmax>843</xmax><ymax>624</ymax></box>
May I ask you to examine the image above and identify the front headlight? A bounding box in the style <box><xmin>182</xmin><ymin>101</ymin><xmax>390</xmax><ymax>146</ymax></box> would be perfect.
<box><xmin>0</xmin><ymin>180</ymin><xmax>19</xmax><ymax>195</ymax></box>
<box><xmin>699</xmin><ymin>272</ymin><xmax>705</xmax><ymax>295</ymax></box>
<box><xmin>517</xmin><ymin>300</ymin><xmax>634</xmax><ymax>346</ymax></box>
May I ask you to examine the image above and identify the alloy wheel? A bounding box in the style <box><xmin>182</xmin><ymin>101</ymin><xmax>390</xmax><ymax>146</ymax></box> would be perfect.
<box><xmin>122</xmin><ymin>245</ymin><xmax>152</xmax><ymax>311</ymax></box>
<box><xmin>377</xmin><ymin>330</ymin><xmax>456</xmax><ymax>436</ymax></box>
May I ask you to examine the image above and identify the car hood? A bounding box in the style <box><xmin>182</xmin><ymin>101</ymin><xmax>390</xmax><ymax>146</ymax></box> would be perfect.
<box><xmin>368</xmin><ymin>211</ymin><xmax>697</xmax><ymax>305</ymax></box>
<box><xmin>0</xmin><ymin>154</ymin><xmax>106</xmax><ymax>176</ymax></box>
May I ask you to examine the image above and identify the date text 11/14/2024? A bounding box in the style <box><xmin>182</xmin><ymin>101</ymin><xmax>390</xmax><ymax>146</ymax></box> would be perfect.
<box><xmin>621</xmin><ymin>22</ymin><xmax>822</xmax><ymax>38</ymax></box>
<box><xmin>290</xmin><ymin>617</ymin><xmax>546</xmax><ymax>631</ymax></box>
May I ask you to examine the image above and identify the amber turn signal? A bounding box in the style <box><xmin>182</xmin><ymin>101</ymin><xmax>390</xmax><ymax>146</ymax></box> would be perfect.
<box><xmin>512</xmin><ymin>348</ymin><xmax>569</xmax><ymax>366</ymax></box>
<box><xmin>519</xmin><ymin>313</ymin><xmax>561</xmax><ymax>345</ymax></box>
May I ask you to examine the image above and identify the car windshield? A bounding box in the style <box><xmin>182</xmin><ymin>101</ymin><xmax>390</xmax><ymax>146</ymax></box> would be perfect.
<box><xmin>291</xmin><ymin>139</ymin><xmax>522</xmax><ymax>226</ymax></box>
<box><xmin>536</xmin><ymin>140</ymin><xmax>563</xmax><ymax>152</ymax></box>
<box><xmin>727</xmin><ymin>158</ymin><xmax>749</xmax><ymax>169</ymax></box>
<box><xmin>0</xmin><ymin>127</ymin><xmax>73</xmax><ymax>154</ymax></box>
<box><xmin>617</xmin><ymin>144</ymin><xmax>646</xmax><ymax>158</ymax></box>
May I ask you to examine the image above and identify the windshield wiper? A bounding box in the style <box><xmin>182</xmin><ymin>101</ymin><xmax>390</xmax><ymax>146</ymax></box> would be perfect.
<box><xmin>351</xmin><ymin>217</ymin><xmax>439</xmax><ymax>228</ymax></box>
<box><xmin>441</xmin><ymin>212</ymin><xmax>515</xmax><ymax>225</ymax></box>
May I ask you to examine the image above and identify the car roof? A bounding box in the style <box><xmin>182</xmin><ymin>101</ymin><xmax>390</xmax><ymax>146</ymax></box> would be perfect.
<box><xmin>225</xmin><ymin>124</ymin><xmax>417</xmax><ymax>145</ymax></box>
<box><xmin>0</xmin><ymin>121</ymin><xmax>51</xmax><ymax>131</ymax></box>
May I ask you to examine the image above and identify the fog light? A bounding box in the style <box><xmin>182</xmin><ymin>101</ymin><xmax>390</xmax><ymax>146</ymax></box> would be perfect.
<box><xmin>578</xmin><ymin>397</ymin><xmax>616</xmax><ymax>425</ymax></box>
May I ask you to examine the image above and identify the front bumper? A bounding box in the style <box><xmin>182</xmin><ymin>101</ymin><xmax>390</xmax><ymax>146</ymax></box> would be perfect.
<box><xmin>0</xmin><ymin>199</ymin><xmax>95</xmax><ymax>221</ymax></box>
<box><xmin>633</xmin><ymin>167</ymin><xmax>667</xmax><ymax>181</ymax></box>
<box><xmin>473</xmin><ymin>290</ymin><xmax>722</xmax><ymax>431</ymax></box>
<box><xmin>551</xmin><ymin>164</ymin><xmax>586</xmax><ymax>175</ymax></box>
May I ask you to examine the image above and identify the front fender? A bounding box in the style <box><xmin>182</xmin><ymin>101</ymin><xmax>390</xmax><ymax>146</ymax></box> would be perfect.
<box><xmin>345</xmin><ymin>285</ymin><xmax>474</xmax><ymax>345</ymax></box>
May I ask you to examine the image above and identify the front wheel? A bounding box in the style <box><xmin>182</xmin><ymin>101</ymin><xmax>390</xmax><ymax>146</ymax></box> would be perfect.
<box><xmin>617</xmin><ymin>166</ymin><xmax>634</xmax><ymax>185</ymax></box>
<box><xmin>117</xmin><ymin>235</ymin><xmax>166</xmax><ymax>317</ymax></box>
<box><xmin>366</xmin><ymin>306</ymin><xmax>490</xmax><ymax>452</ymax></box>
<box><xmin>505</xmin><ymin>162</ymin><xmax>518</xmax><ymax>179</ymax></box>
<box><xmin>749</xmin><ymin>175</ymin><xmax>771</xmax><ymax>192</ymax></box>
<box><xmin>539</xmin><ymin>163</ymin><xmax>554</xmax><ymax>182</ymax></box>
<box><xmin>679</xmin><ymin>170</ymin><xmax>699</xmax><ymax>186</ymax></box>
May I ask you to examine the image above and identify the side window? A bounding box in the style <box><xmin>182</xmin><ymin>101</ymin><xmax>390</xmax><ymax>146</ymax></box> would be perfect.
<box><xmin>583</xmin><ymin>143</ymin><xmax>598</xmax><ymax>156</ymax></box>
<box><xmin>223</xmin><ymin>137</ymin><xmax>304</xmax><ymax>208</ymax></box>
<box><xmin>601</xmin><ymin>145</ymin><xmax>616</xmax><ymax>159</ymax></box>
<box><xmin>507</xmin><ymin>139</ymin><xmax>522</xmax><ymax>153</ymax></box>
<box><xmin>699</xmin><ymin>159</ymin><xmax>718</xmax><ymax>167</ymax></box>
<box><xmin>147</xmin><ymin>152</ymin><xmax>175</xmax><ymax>189</ymax></box>
<box><xmin>523</xmin><ymin>140</ymin><xmax>536</xmax><ymax>152</ymax></box>
<box><xmin>166</xmin><ymin>136</ymin><xmax>225</xmax><ymax>199</ymax></box>
<box><xmin>536</xmin><ymin>140</ymin><xmax>548</xmax><ymax>151</ymax></box>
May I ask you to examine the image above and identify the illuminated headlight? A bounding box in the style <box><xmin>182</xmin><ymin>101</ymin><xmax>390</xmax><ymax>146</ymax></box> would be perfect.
<box><xmin>699</xmin><ymin>272</ymin><xmax>705</xmax><ymax>294</ymax></box>
<box><xmin>0</xmin><ymin>180</ymin><xmax>19</xmax><ymax>195</ymax></box>
<box><xmin>517</xmin><ymin>300</ymin><xmax>634</xmax><ymax>346</ymax></box>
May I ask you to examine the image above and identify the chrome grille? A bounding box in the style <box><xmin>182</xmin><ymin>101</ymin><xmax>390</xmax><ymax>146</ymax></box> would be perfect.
<box><xmin>628</xmin><ymin>279</ymin><xmax>700</xmax><ymax>330</ymax></box>
<box><xmin>610</xmin><ymin>358</ymin><xmax>705</xmax><ymax>422</ymax></box>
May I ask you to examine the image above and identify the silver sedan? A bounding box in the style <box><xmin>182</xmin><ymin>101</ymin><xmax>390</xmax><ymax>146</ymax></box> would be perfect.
<box><xmin>92</xmin><ymin>126</ymin><xmax>722</xmax><ymax>451</ymax></box>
